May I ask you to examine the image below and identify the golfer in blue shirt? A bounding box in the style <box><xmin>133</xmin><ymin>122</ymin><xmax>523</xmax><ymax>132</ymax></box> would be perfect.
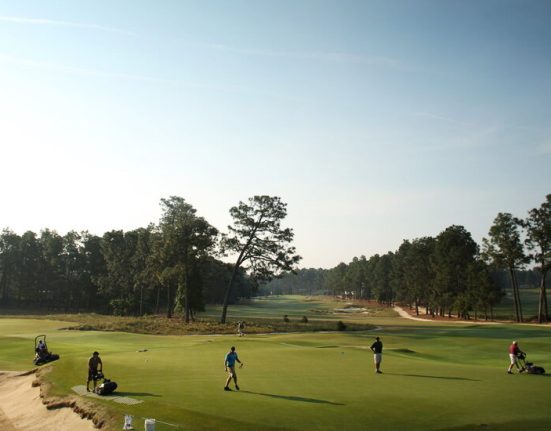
<box><xmin>224</xmin><ymin>346</ymin><xmax>243</xmax><ymax>391</ymax></box>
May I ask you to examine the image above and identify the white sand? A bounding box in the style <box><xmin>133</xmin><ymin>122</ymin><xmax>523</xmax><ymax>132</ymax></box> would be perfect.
<box><xmin>0</xmin><ymin>371</ymin><xmax>96</xmax><ymax>431</ymax></box>
<box><xmin>394</xmin><ymin>305</ymin><xmax>502</xmax><ymax>324</ymax></box>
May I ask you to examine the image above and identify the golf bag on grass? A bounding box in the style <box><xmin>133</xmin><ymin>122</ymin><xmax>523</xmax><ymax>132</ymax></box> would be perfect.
<box><xmin>517</xmin><ymin>353</ymin><xmax>545</xmax><ymax>375</ymax></box>
<box><xmin>93</xmin><ymin>372</ymin><xmax>118</xmax><ymax>395</ymax></box>
<box><xmin>525</xmin><ymin>362</ymin><xmax>546</xmax><ymax>375</ymax></box>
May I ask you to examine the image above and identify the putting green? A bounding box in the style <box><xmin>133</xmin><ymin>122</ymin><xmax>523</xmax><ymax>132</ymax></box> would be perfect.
<box><xmin>1</xmin><ymin>298</ymin><xmax>550</xmax><ymax>431</ymax></box>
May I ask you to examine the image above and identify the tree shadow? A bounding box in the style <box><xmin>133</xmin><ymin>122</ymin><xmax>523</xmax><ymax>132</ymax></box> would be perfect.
<box><xmin>384</xmin><ymin>373</ymin><xmax>480</xmax><ymax>381</ymax></box>
<box><xmin>240</xmin><ymin>390</ymin><xmax>344</xmax><ymax>405</ymax></box>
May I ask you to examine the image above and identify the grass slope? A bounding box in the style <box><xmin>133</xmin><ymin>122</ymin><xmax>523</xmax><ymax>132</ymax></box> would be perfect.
<box><xmin>1</xmin><ymin>296</ymin><xmax>550</xmax><ymax>431</ymax></box>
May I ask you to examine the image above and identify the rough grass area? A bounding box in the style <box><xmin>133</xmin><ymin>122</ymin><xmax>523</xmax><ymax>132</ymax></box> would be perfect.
<box><xmin>0</xmin><ymin>296</ymin><xmax>382</xmax><ymax>335</ymax></box>
<box><xmin>58</xmin><ymin>314</ymin><xmax>375</xmax><ymax>334</ymax></box>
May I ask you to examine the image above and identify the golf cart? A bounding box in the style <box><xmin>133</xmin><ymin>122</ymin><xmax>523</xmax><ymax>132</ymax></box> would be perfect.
<box><xmin>33</xmin><ymin>335</ymin><xmax>60</xmax><ymax>366</ymax></box>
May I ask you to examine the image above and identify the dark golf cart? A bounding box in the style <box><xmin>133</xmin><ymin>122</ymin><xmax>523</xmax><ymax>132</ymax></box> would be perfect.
<box><xmin>33</xmin><ymin>334</ymin><xmax>60</xmax><ymax>365</ymax></box>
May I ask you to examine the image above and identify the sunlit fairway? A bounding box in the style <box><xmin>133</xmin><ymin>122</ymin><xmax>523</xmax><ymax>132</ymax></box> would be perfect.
<box><xmin>1</xmin><ymin>296</ymin><xmax>551</xmax><ymax>431</ymax></box>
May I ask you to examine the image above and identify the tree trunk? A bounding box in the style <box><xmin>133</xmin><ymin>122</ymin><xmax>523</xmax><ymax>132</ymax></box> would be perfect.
<box><xmin>544</xmin><ymin>277</ymin><xmax>549</xmax><ymax>321</ymax></box>
<box><xmin>184</xmin><ymin>271</ymin><xmax>190</xmax><ymax>324</ymax></box>
<box><xmin>220</xmin><ymin>265</ymin><xmax>239</xmax><ymax>323</ymax></box>
<box><xmin>0</xmin><ymin>271</ymin><xmax>7</xmax><ymax>304</ymax></box>
<box><xmin>538</xmin><ymin>269</ymin><xmax>548</xmax><ymax>323</ymax></box>
<box><xmin>509</xmin><ymin>268</ymin><xmax>521</xmax><ymax>322</ymax></box>
<box><xmin>513</xmin><ymin>270</ymin><xmax>523</xmax><ymax>322</ymax></box>
<box><xmin>139</xmin><ymin>284</ymin><xmax>144</xmax><ymax>316</ymax></box>
<box><xmin>155</xmin><ymin>284</ymin><xmax>161</xmax><ymax>314</ymax></box>
<box><xmin>166</xmin><ymin>284</ymin><xmax>172</xmax><ymax>318</ymax></box>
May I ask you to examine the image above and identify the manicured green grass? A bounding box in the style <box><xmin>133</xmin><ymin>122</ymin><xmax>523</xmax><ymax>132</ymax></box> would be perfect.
<box><xmin>493</xmin><ymin>288</ymin><xmax>549</xmax><ymax>322</ymax></box>
<box><xmin>1</xmin><ymin>296</ymin><xmax>551</xmax><ymax>431</ymax></box>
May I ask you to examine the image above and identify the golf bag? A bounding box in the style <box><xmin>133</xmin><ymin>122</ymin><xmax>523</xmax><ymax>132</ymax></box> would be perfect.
<box><xmin>93</xmin><ymin>372</ymin><xmax>118</xmax><ymax>395</ymax></box>
<box><xmin>525</xmin><ymin>362</ymin><xmax>546</xmax><ymax>375</ymax></box>
<box><xmin>517</xmin><ymin>353</ymin><xmax>545</xmax><ymax>375</ymax></box>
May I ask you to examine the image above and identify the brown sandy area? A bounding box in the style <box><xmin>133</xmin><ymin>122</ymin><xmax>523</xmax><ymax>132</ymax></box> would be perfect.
<box><xmin>393</xmin><ymin>305</ymin><xmax>502</xmax><ymax>324</ymax></box>
<box><xmin>0</xmin><ymin>371</ymin><xmax>97</xmax><ymax>431</ymax></box>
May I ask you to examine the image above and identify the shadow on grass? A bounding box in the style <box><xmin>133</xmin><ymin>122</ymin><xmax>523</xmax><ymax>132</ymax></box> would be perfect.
<box><xmin>521</xmin><ymin>373</ymin><xmax>551</xmax><ymax>378</ymax></box>
<box><xmin>115</xmin><ymin>391</ymin><xmax>162</xmax><ymax>397</ymax></box>
<box><xmin>240</xmin><ymin>390</ymin><xmax>344</xmax><ymax>405</ymax></box>
<box><xmin>436</xmin><ymin>418</ymin><xmax>551</xmax><ymax>431</ymax></box>
<box><xmin>384</xmin><ymin>372</ymin><xmax>479</xmax><ymax>381</ymax></box>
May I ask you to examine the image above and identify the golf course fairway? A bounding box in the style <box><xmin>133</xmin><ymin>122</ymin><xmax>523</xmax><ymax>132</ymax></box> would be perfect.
<box><xmin>1</xmin><ymin>296</ymin><xmax>550</xmax><ymax>431</ymax></box>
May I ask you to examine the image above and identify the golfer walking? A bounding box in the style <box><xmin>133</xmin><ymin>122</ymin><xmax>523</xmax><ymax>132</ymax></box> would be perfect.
<box><xmin>237</xmin><ymin>321</ymin><xmax>245</xmax><ymax>337</ymax></box>
<box><xmin>370</xmin><ymin>337</ymin><xmax>383</xmax><ymax>374</ymax></box>
<box><xmin>224</xmin><ymin>346</ymin><xmax>243</xmax><ymax>391</ymax></box>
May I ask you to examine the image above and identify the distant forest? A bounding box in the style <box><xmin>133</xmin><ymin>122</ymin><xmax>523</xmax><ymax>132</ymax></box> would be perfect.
<box><xmin>265</xmin><ymin>194</ymin><xmax>551</xmax><ymax>323</ymax></box>
<box><xmin>263</xmin><ymin>265</ymin><xmax>544</xmax><ymax>302</ymax></box>
<box><xmin>1</xmin><ymin>194</ymin><xmax>549</xmax><ymax>323</ymax></box>
<box><xmin>0</xmin><ymin>227</ymin><xmax>253</xmax><ymax>316</ymax></box>
<box><xmin>0</xmin><ymin>195</ymin><xmax>299</xmax><ymax>323</ymax></box>
<box><xmin>0</xmin><ymin>196</ymin><xmax>265</xmax><ymax>318</ymax></box>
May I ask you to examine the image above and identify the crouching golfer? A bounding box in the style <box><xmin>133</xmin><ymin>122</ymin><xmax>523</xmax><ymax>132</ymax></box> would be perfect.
<box><xmin>507</xmin><ymin>341</ymin><xmax>525</xmax><ymax>374</ymax></box>
<box><xmin>370</xmin><ymin>337</ymin><xmax>383</xmax><ymax>374</ymax></box>
<box><xmin>87</xmin><ymin>351</ymin><xmax>103</xmax><ymax>392</ymax></box>
<box><xmin>224</xmin><ymin>346</ymin><xmax>243</xmax><ymax>391</ymax></box>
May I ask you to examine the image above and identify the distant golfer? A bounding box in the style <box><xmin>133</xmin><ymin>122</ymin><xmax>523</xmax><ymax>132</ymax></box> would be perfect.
<box><xmin>224</xmin><ymin>346</ymin><xmax>243</xmax><ymax>391</ymax></box>
<box><xmin>507</xmin><ymin>341</ymin><xmax>525</xmax><ymax>374</ymax></box>
<box><xmin>87</xmin><ymin>351</ymin><xmax>103</xmax><ymax>392</ymax></box>
<box><xmin>370</xmin><ymin>337</ymin><xmax>383</xmax><ymax>374</ymax></box>
<box><xmin>237</xmin><ymin>321</ymin><xmax>245</xmax><ymax>337</ymax></box>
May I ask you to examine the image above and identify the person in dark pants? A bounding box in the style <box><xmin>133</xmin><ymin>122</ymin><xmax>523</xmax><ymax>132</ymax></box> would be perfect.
<box><xmin>370</xmin><ymin>337</ymin><xmax>383</xmax><ymax>374</ymax></box>
<box><xmin>87</xmin><ymin>351</ymin><xmax>103</xmax><ymax>392</ymax></box>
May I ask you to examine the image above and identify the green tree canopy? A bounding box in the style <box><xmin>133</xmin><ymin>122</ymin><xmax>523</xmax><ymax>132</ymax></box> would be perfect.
<box><xmin>219</xmin><ymin>195</ymin><xmax>301</xmax><ymax>323</ymax></box>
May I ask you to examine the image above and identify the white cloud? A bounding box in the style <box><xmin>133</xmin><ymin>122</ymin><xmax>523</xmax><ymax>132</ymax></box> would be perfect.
<box><xmin>182</xmin><ymin>41</ymin><xmax>400</xmax><ymax>67</ymax></box>
<box><xmin>0</xmin><ymin>52</ymin><xmax>176</xmax><ymax>84</ymax></box>
<box><xmin>412</xmin><ymin>111</ymin><xmax>470</xmax><ymax>127</ymax></box>
<box><xmin>0</xmin><ymin>15</ymin><xmax>137</xmax><ymax>37</ymax></box>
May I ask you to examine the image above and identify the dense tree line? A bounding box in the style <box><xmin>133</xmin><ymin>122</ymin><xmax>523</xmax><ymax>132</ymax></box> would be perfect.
<box><xmin>265</xmin><ymin>225</ymin><xmax>502</xmax><ymax>320</ymax></box>
<box><xmin>265</xmin><ymin>268</ymin><xmax>327</xmax><ymax>295</ymax></box>
<box><xmin>0</xmin><ymin>195</ymin><xmax>300</xmax><ymax>321</ymax></box>
<box><xmin>0</xmin><ymin>225</ymin><xmax>251</xmax><ymax>316</ymax></box>
<box><xmin>264</xmin><ymin>194</ymin><xmax>551</xmax><ymax>323</ymax></box>
<box><xmin>482</xmin><ymin>194</ymin><xmax>551</xmax><ymax>322</ymax></box>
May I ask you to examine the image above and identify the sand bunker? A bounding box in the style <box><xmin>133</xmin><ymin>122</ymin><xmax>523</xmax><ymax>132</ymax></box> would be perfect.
<box><xmin>394</xmin><ymin>305</ymin><xmax>502</xmax><ymax>324</ymax></box>
<box><xmin>0</xmin><ymin>371</ymin><xmax>96</xmax><ymax>431</ymax></box>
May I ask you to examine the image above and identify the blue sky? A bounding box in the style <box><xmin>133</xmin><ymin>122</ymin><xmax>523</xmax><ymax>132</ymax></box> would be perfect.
<box><xmin>1</xmin><ymin>0</ymin><xmax>550</xmax><ymax>268</ymax></box>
